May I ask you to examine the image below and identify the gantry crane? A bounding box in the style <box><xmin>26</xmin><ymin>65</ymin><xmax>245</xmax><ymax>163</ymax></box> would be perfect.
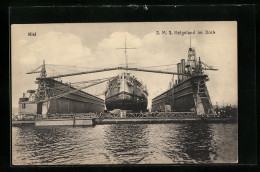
<box><xmin>26</xmin><ymin>38</ymin><xmax>217</xmax><ymax>108</ymax></box>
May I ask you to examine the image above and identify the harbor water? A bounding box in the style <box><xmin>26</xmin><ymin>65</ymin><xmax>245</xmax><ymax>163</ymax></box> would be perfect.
<box><xmin>12</xmin><ymin>123</ymin><xmax>237</xmax><ymax>165</ymax></box>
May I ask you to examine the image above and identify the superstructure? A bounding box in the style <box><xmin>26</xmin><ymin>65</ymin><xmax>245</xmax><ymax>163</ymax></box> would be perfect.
<box><xmin>105</xmin><ymin>38</ymin><xmax>148</xmax><ymax>112</ymax></box>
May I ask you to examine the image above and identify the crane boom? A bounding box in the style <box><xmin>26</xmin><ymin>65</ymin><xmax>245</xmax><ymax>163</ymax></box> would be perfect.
<box><xmin>26</xmin><ymin>65</ymin><xmax>43</xmax><ymax>74</ymax></box>
<box><xmin>39</xmin><ymin>67</ymin><xmax>190</xmax><ymax>79</ymax></box>
<box><xmin>201</xmin><ymin>61</ymin><xmax>218</xmax><ymax>71</ymax></box>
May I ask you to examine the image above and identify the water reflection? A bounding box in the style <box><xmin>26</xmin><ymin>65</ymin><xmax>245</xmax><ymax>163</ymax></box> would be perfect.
<box><xmin>12</xmin><ymin>126</ymin><xmax>106</xmax><ymax>165</ymax></box>
<box><xmin>163</xmin><ymin>122</ymin><xmax>217</xmax><ymax>163</ymax></box>
<box><xmin>12</xmin><ymin>123</ymin><xmax>237</xmax><ymax>165</ymax></box>
<box><xmin>104</xmin><ymin>124</ymin><xmax>149</xmax><ymax>164</ymax></box>
<box><xmin>13</xmin><ymin>126</ymin><xmax>81</xmax><ymax>164</ymax></box>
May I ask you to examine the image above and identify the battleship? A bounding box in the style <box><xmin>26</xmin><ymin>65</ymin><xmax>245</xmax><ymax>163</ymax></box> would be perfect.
<box><xmin>105</xmin><ymin>39</ymin><xmax>148</xmax><ymax>112</ymax></box>
<box><xmin>105</xmin><ymin>72</ymin><xmax>148</xmax><ymax>112</ymax></box>
<box><xmin>152</xmin><ymin>46</ymin><xmax>217</xmax><ymax>116</ymax></box>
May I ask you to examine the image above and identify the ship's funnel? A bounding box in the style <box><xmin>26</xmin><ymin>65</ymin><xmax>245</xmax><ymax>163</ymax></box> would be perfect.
<box><xmin>177</xmin><ymin>63</ymin><xmax>181</xmax><ymax>83</ymax></box>
<box><xmin>181</xmin><ymin>59</ymin><xmax>186</xmax><ymax>81</ymax></box>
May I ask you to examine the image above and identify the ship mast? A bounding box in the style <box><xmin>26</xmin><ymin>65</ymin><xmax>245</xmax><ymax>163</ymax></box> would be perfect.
<box><xmin>116</xmin><ymin>36</ymin><xmax>136</xmax><ymax>72</ymax></box>
<box><xmin>124</xmin><ymin>36</ymin><xmax>128</xmax><ymax>69</ymax></box>
<box><xmin>190</xmin><ymin>34</ymin><xmax>191</xmax><ymax>49</ymax></box>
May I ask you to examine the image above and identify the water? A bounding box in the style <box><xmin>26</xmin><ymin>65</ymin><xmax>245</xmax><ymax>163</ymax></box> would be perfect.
<box><xmin>12</xmin><ymin>123</ymin><xmax>237</xmax><ymax>165</ymax></box>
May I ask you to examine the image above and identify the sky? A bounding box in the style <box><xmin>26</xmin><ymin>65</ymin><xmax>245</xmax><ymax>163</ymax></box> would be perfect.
<box><xmin>11</xmin><ymin>22</ymin><xmax>237</xmax><ymax>109</ymax></box>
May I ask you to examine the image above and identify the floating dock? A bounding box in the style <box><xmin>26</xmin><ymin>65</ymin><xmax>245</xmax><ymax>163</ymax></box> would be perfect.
<box><xmin>92</xmin><ymin>116</ymin><xmax>236</xmax><ymax>125</ymax></box>
<box><xmin>12</xmin><ymin>112</ymin><xmax>236</xmax><ymax>127</ymax></box>
<box><xmin>93</xmin><ymin>117</ymin><xmax>198</xmax><ymax>125</ymax></box>
<box><xmin>151</xmin><ymin>47</ymin><xmax>217</xmax><ymax>116</ymax></box>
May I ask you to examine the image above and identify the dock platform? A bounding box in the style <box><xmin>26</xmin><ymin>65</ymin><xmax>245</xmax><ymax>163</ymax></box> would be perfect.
<box><xmin>12</xmin><ymin>112</ymin><xmax>236</xmax><ymax>126</ymax></box>
<box><xmin>93</xmin><ymin>117</ymin><xmax>236</xmax><ymax>125</ymax></box>
<box><xmin>12</xmin><ymin>120</ymin><xmax>35</xmax><ymax>126</ymax></box>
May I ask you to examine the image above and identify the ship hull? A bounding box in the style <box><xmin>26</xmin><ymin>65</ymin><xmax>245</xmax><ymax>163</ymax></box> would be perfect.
<box><xmin>106</xmin><ymin>99</ymin><xmax>147</xmax><ymax>112</ymax></box>
<box><xmin>106</xmin><ymin>93</ymin><xmax>147</xmax><ymax>112</ymax></box>
<box><xmin>105</xmin><ymin>73</ymin><xmax>148</xmax><ymax>112</ymax></box>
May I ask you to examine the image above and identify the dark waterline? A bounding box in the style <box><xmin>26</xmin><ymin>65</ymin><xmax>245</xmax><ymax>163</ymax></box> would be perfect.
<box><xmin>12</xmin><ymin>123</ymin><xmax>237</xmax><ymax>165</ymax></box>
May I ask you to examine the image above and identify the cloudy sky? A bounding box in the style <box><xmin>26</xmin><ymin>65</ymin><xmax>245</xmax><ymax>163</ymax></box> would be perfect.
<box><xmin>11</xmin><ymin>22</ymin><xmax>237</xmax><ymax>109</ymax></box>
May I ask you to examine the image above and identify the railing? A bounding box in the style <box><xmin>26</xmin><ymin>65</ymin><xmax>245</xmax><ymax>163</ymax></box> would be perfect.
<box><xmin>98</xmin><ymin>112</ymin><xmax>197</xmax><ymax>119</ymax></box>
<box><xmin>36</xmin><ymin>113</ymin><xmax>98</xmax><ymax>120</ymax></box>
<box><xmin>33</xmin><ymin>111</ymin><xmax>204</xmax><ymax>120</ymax></box>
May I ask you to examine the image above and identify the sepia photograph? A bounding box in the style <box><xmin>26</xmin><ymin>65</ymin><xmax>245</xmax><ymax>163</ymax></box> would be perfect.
<box><xmin>11</xmin><ymin>21</ymin><xmax>238</xmax><ymax>165</ymax></box>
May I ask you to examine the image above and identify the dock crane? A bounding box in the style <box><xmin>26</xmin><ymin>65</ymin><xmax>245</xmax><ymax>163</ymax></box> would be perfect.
<box><xmin>26</xmin><ymin>59</ymin><xmax>217</xmax><ymax>104</ymax></box>
<box><xmin>25</xmin><ymin>36</ymin><xmax>218</xmax><ymax>116</ymax></box>
<box><xmin>26</xmin><ymin>37</ymin><xmax>217</xmax><ymax>108</ymax></box>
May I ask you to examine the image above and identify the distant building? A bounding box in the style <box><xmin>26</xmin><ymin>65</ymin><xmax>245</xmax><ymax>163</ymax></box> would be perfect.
<box><xmin>18</xmin><ymin>97</ymin><xmax>38</xmax><ymax>116</ymax></box>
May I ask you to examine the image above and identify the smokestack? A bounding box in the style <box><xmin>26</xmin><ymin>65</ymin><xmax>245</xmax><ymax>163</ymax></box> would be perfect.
<box><xmin>177</xmin><ymin>63</ymin><xmax>181</xmax><ymax>83</ymax></box>
<box><xmin>181</xmin><ymin>59</ymin><xmax>185</xmax><ymax>81</ymax></box>
<box><xmin>178</xmin><ymin>63</ymin><xmax>183</xmax><ymax>82</ymax></box>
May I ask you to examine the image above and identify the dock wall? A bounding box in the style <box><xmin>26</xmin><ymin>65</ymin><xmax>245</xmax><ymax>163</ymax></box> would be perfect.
<box><xmin>35</xmin><ymin>118</ymin><xmax>93</xmax><ymax>126</ymax></box>
<box><xmin>48</xmin><ymin>97</ymin><xmax>104</xmax><ymax>114</ymax></box>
